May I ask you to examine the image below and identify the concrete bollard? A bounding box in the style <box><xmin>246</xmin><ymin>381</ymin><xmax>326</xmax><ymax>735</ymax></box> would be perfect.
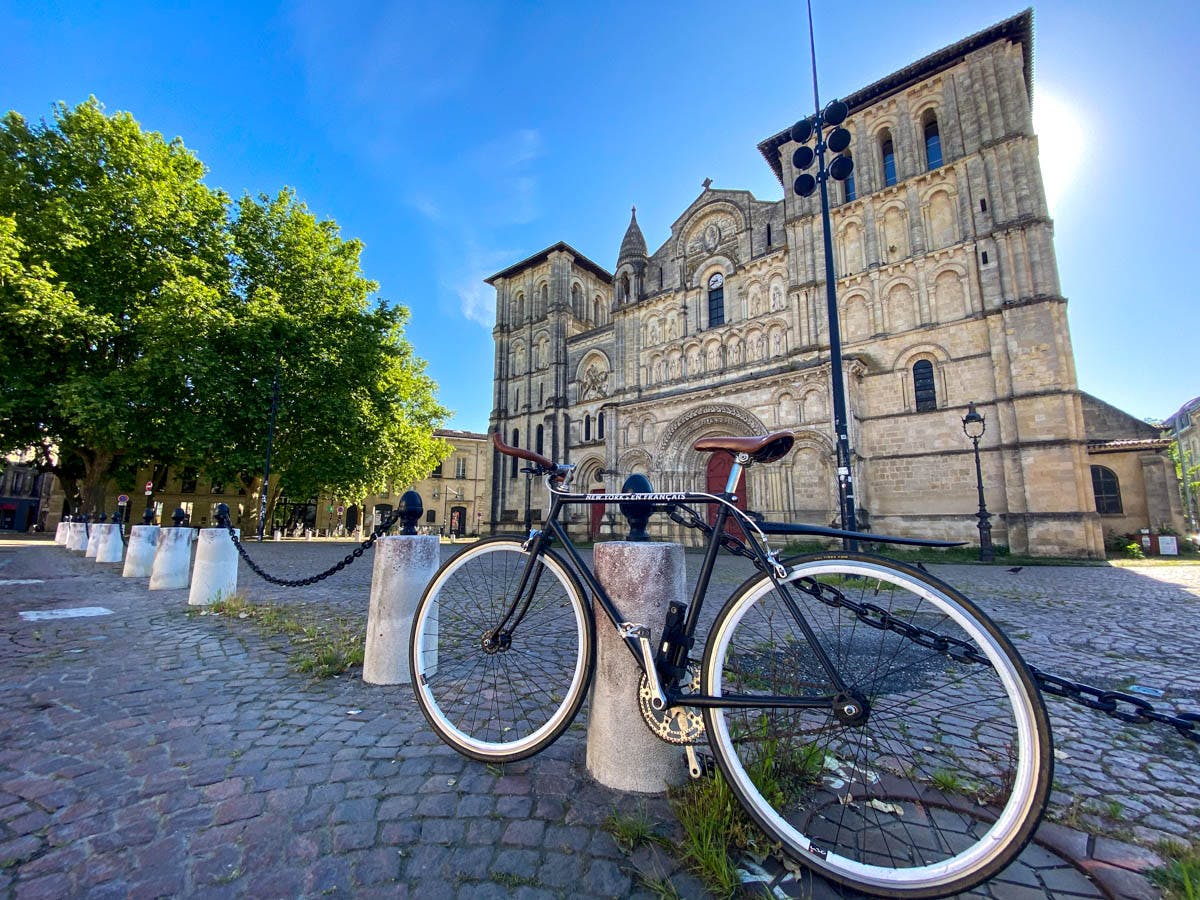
<box><xmin>362</xmin><ymin>534</ymin><xmax>440</xmax><ymax>685</ymax></box>
<box><xmin>587</xmin><ymin>542</ymin><xmax>688</xmax><ymax>793</ymax></box>
<box><xmin>123</xmin><ymin>525</ymin><xmax>160</xmax><ymax>577</ymax></box>
<box><xmin>67</xmin><ymin>522</ymin><xmax>88</xmax><ymax>552</ymax></box>
<box><xmin>84</xmin><ymin>523</ymin><xmax>103</xmax><ymax>558</ymax></box>
<box><xmin>273</xmin><ymin>529</ymin><xmax>281</xmax><ymax>542</ymax></box>
<box><xmin>188</xmin><ymin>528</ymin><xmax>239</xmax><ymax>606</ymax></box>
<box><xmin>95</xmin><ymin>524</ymin><xmax>124</xmax><ymax>563</ymax></box>
<box><xmin>54</xmin><ymin>521</ymin><xmax>68</xmax><ymax>545</ymax></box>
<box><xmin>149</xmin><ymin>527</ymin><xmax>195</xmax><ymax>590</ymax></box>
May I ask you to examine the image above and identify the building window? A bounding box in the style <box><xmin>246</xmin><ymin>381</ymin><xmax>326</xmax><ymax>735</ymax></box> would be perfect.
<box><xmin>181</xmin><ymin>468</ymin><xmax>198</xmax><ymax>494</ymax></box>
<box><xmin>598</xmin><ymin>412</ymin><xmax>605</xmax><ymax>441</ymax></box>
<box><xmin>210</xmin><ymin>481</ymin><xmax>224</xmax><ymax>494</ymax></box>
<box><xmin>536</xmin><ymin>424</ymin><xmax>544</xmax><ymax>455</ymax></box>
<box><xmin>511</xmin><ymin>429</ymin><xmax>519</xmax><ymax>477</ymax></box>
<box><xmin>455</xmin><ymin>457</ymin><xmax>466</xmax><ymax>479</ymax></box>
<box><xmin>1091</xmin><ymin>466</ymin><xmax>1123</xmax><ymax>515</ymax></box>
<box><xmin>432</xmin><ymin>462</ymin><xmax>443</xmax><ymax>478</ymax></box>
<box><xmin>844</xmin><ymin>154</ymin><xmax>856</xmax><ymax>202</ymax></box>
<box><xmin>707</xmin><ymin>273</ymin><xmax>725</xmax><ymax>327</ymax></box>
<box><xmin>923</xmin><ymin>112</ymin><xmax>942</xmax><ymax>169</ymax></box>
<box><xmin>880</xmin><ymin>131</ymin><xmax>897</xmax><ymax>187</ymax></box>
<box><xmin>913</xmin><ymin>360</ymin><xmax>936</xmax><ymax>411</ymax></box>
<box><xmin>585</xmin><ymin>415</ymin><xmax>592</xmax><ymax>442</ymax></box>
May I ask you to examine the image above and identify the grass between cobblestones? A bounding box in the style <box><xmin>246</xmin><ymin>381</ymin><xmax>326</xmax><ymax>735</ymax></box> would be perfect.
<box><xmin>1151</xmin><ymin>841</ymin><xmax>1200</xmax><ymax>900</ymax></box>
<box><xmin>187</xmin><ymin>593</ymin><xmax>365</xmax><ymax>677</ymax></box>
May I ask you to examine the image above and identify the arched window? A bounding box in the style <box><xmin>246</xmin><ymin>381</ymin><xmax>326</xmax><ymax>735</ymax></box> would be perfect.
<box><xmin>880</xmin><ymin>130</ymin><xmax>897</xmax><ymax>187</ymax></box>
<box><xmin>707</xmin><ymin>273</ymin><xmax>725</xmax><ymax>327</ymax></box>
<box><xmin>593</xmin><ymin>295</ymin><xmax>602</xmax><ymax>323</ymax></box>
<box><xmin>515</xmin><ymin>292</ymin><xmax>525</xmax><ymax>323</ymax></box>
<box><xmin>843</xmin><ymin>153</ymin><xmax>856</xmax><ymax>202</ymax></box>
<box><xmin>912</xmin><ymin>360</ymin><xmax>936</xmax><ymax>411</ymax></box>
<box><xmin>510</xmin><ymin>429</ymin><xmax>520</xmax><ymax>477</ymax></box>
<box><xmin>923</xmin><ymin>111</ymin><xmax>943</xmax><ymax>170</ymax></box>
<box><xmin>571</xmin><ymin>283</ymin><xmax>582</xmax><ymax>317</ymax></box>
<box><xmin>619</xmin><ymin>273</ymin><xmax>631</xmax><ymax>303</ymax></box>
<box><xmin>584</xmin><ymin>415</ymin><xmax>592</xmax><ymax>442</ymax></box>
<box><xmin>598</xmin><ymin>412</ymin><xmax>605</xmax><ymax>440</ymax></box>
<box><xmin>1091</xmin><ymin>466</ymin><xmax>1123</xmax><ymax>515</ymax></box>
<box><xmin>536</xmin><ymin>424</ymin><xmax>544</xmax><ymax>455</ymax></box>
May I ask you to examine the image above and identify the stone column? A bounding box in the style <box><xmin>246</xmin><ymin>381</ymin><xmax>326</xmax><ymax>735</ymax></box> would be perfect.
<box><xmin>95</xmin><ymin>524</ymin><xmax>124</xmax><ymax>563</ymax></box>
<box><xmin>150</xmin><ymin>528</ymin><xmax>194</xmax><ymax>590</ymax></box>
<box><xmin>363</xmin><ymin>535</ymin><xmax>441</xmax><ymax>685</ymax></box>
<box><xmin>123</xmin><ymin>525</ymin><xmax>160</xmax><ymax>577</ymax></box>
<box><xmin>586</xmin><ymin>541</ymin><xmax>687</xmax><ymax>793</ymax></box>
<box><xmin>188</xmin><ymin>528</ymin><xmax>239</xmax><ymax>606</ymax></box>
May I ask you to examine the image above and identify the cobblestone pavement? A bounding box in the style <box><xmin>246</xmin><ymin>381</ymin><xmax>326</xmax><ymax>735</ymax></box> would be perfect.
<box><xmin>1</xmin><ymin>534</ymin><xmax>1195</xmax><ymax>898</ymax></box>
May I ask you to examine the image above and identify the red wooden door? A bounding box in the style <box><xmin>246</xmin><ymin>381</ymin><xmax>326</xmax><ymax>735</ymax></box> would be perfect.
<box><xmin>590</xmin><ymin>489</ymin><xmax>606</xmax><ymax>539</ymax></box>
<box><xmin>706</xmin><ymin>453</ymin><xmax>747</xmax><ymax>539</ymax></box>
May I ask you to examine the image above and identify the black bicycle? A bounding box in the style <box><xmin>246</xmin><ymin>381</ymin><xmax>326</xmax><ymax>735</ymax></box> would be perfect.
<box><xmin>409</xmin><ymin>431</ymin><xmax>1052</xmax><ymax>898</ymax></box>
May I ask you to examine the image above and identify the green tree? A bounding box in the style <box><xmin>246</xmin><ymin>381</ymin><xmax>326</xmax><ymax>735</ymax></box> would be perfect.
<box><xmin>205</xmin><ymin>189</ymin><xmax>449</xmax><ymax>528</ymax></box>
<box><xmin>0</xmin><ymin>99</ymin><xmax>230</xmax><ymax>512</ymax></box>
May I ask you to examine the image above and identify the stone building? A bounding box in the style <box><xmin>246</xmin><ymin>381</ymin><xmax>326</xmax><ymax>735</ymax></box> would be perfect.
<box><xmin>487</xmin><ymin>11</ymin><xmax>1168</xmax><ymax>557</ymax></box>
<box><xmin>1163</xmin><ymin>396</ymin><xmax>1200</xmax><ymax>532</ymax></box>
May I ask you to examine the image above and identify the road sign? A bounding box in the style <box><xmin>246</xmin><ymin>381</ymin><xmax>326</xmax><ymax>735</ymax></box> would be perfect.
<box><xmin>117</xmin><ymin>494</ymin><xmax>129</xmax><ymax>505</ymax></box>
<box><xmin>337</xmin><ymin>505</ymin><xmax>345</xmax><ymax>515</ymax></box>
<box><xmin>145</xmin><ymin>481</ymin><xmax>154</xmax><ymax>491</ymax></box>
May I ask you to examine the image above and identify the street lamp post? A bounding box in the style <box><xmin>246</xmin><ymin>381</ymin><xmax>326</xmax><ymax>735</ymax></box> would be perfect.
<box><xmin>961</xmin><ymin>402</ymin><xmax>994</xmax><ymax>562</ymax></box>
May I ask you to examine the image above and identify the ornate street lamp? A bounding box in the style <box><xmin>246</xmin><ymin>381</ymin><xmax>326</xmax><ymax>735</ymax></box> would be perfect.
<box><xmin>962</xmin><ymin>402</ymin><xmax>994</xmax><ymax>562</ymax></box>
<box><xmin>790</xmin><ymin>0</ymin><xmax>858</xmax><ymax>543</ymax></box>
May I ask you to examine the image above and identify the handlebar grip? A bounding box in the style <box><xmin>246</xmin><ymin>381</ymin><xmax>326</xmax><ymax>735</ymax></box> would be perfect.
<box><xmin>492</xmin><ymin>430</ymin><xmax>557</xmax><ymax>471</ymax></box>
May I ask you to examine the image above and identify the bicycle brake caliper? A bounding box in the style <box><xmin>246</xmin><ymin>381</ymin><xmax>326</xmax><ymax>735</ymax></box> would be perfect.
<box><xmin>521</xmin><ymin>529</ymin><xmax>542</xmax><ymax>553</ymax></box>
<box><xmin>767</xmin><ymin>550</ymin><xmax>788</xmax><ymax>582</ymax></box>
<box><xmin>619</xmin><ymin>622</ymin><xmax>668</xmax><ymax>711</ymax></box>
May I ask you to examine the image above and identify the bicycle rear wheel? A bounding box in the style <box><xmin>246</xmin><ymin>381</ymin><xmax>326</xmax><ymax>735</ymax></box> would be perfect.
<box><xmin>701</xmin><ymin>553</ymin><xmax>1051</xmax><ymax>898</ymax></box>
<box><xmin>410</xmin><ymin>537</ymin><xmax>594</xmax><ymax>762</ymax></box>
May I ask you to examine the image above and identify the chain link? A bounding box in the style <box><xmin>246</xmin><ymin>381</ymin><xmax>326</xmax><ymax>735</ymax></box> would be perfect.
<box><xmin>788</xmin><ymin>573</ymin><xmax>1198</xmax><ymax>744</ymax></box>
<box><xmin>216</xmin><ymin>509</ymin><xmax>406</xmax><ymax>587</ymax></box>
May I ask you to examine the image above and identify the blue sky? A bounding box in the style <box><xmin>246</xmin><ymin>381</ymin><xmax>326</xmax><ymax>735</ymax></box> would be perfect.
<box><xmin>4</xmin><ymin>1</ymin><xmax>1198</xmax><ymax>430</ymax></box>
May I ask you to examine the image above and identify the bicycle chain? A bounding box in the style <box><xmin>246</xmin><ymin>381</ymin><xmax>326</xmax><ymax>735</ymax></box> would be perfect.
<box><xmin>664</xmin><ymin>503</ymin><xmax>1198</xmax><ymax>744</ymax></box>
<box><xmin>217</xmin><ymin>508</ymin><xmax>405</xmax><ymax>587</ymax></box>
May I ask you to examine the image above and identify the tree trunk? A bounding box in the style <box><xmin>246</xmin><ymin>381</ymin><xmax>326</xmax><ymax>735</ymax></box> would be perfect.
<box><xmin>77</xmin><ymin>449</ymin><xmax>119</xmax><ymax>516</ymax></box>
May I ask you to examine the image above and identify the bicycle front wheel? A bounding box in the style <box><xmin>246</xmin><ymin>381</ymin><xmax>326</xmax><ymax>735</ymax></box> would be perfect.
<box><xmin>701</xmin><ymin>553</ymin><xmax>1051</xmax><ymax>898</ymax></box>
<box><xmin>409</xmin><ymin>537</ymin><xmax>594</xmax><ymax>762</ymax></box>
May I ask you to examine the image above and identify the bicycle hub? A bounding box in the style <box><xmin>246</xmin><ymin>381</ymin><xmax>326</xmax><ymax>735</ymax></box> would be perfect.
<box><xmin>832</xmin><ymin>691</ymin><xmax>870</xmax><ymax>726</ymax></box>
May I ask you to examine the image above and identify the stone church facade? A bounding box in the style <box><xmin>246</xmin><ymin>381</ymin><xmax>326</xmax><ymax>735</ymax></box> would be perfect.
<box><xmin>486</xmin><ymin>11</ymin><xmax>1166</xmax><ymax>557</ymax></box>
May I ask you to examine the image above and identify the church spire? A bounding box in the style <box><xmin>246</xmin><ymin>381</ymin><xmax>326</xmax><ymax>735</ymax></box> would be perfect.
<box><xmin>617</xmin><ymin>205</ymin><xmax>648</xmax><ymax>266</ymax></box>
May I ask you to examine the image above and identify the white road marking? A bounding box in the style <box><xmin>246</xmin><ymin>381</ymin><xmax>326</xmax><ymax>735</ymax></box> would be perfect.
<box><xmin>1</xmin><ymin>579</ymin><xmax>45</xmax><ymax>586</ymax></box>
<box><xmin>19</xmin><ymin>607</ymin><xmax>113</xmax><ymax>621</ymax></box>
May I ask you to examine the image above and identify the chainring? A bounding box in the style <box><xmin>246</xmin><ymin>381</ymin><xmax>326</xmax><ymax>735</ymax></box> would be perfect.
<box><xmin>638</xmin><ymin>664</ymin><xmax>706</xmax><ymax>745</ymax></box>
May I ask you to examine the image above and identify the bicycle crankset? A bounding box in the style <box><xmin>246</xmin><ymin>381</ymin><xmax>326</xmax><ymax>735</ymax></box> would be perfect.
<box><xmin>638</xmin><ymin>664</ymin><xmax>706</xmax><ymax>745</ymax></box>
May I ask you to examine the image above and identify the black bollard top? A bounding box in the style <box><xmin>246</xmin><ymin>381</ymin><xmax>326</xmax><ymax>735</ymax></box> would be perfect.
<box><xmin>172</xmin><ymin>508</ymin><xmax>188</xmax><ymax>527</ymax></box>
<box><xmin>142</xmin><ymin>506</ymin><xmax>155</xmax><ymax>525</ymax></box>
<box><xmin>96</xmin><ymin>512</ymin><xmax>108</xmax><ymax>523</ymax></box>
<box><xmin>619</xmin><ymin>474</ymin><xmax>655</xmax><ymax>542</ymax></box>
<box><xmin>399</xmin><ymin>490</ymin><xmax>423</xmax><ymax>536</ymax></box>
<box><xmin>214</xmin><ymin>503</ymin><xmax>230</xmax><ymax>528</ymax></box>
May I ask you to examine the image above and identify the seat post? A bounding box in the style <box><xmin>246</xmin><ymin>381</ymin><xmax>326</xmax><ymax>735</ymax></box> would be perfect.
<box><xmin>725</xmin><ymin>453</ymin><xmax>750</xmax><ymax>495</ymax></box>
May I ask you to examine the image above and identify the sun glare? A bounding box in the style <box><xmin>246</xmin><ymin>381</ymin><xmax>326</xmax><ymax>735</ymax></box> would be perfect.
<box><xmin>1032</xmin><ymin>89</ymin><xmax>1087</xmax><ymax>216</ymax></box>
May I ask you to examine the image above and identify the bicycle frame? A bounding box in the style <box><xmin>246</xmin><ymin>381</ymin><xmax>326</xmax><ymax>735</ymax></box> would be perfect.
<box><xmin>497</xmin><ymin>463</ymin><xmax>849</xmax><ymax>714</ymax></box>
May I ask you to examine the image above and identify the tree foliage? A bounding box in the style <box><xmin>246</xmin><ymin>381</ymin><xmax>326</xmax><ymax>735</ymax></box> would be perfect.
<box><xmin>0</xmin><ymin>99</ymin><xmax>448</xmax><ymax>516</ymax></box>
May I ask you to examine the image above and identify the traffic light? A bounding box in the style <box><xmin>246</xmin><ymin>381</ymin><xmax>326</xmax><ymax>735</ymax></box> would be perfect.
<box><xmin>791</xmin><ymin>99</ymin><xmax>854</xmax><ymax>199</ymax></box>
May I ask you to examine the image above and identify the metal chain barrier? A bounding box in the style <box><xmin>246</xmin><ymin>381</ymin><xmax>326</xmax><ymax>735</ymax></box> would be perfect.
<box><xmin>216</xmin><ymin>508</ymin><xmax>406</xmax><ymax>587</ymax></box>
<box><xmin>664</xmin><ymin>502</ymin><xmax>1199</xmax><ymax>745</ymax></box>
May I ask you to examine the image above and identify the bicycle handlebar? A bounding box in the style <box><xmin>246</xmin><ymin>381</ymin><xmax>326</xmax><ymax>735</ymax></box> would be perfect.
<box><xmin>492</xmin><ymin>430</ymin><xmax>557</xmax><ymax>471</ymax></box>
